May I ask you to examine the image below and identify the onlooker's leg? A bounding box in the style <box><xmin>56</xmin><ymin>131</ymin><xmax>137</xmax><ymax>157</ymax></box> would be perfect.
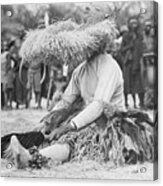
<box><xmin>3</xmin><ymin>83</ymin><xmax>8</xmax><ymax>109</ymax></box>
<box><xmin>138</xmin><ymin>92</ymin><xmax>145</xmax><ymax>108</ymax></box>
<box><xmin>26</xmin><ymin>70</ymin><xmax>33</xmax><ymax>108</ymax></box>
<box><xmin>1</xmin><ymin>84</ymin><xmax>5</xmax><ymax>109</ymax></box>
<box><xmin>8</xmin><ymin>88</ymin><xmax>13</xmax><ymax>109</ymax></box>
<box><xmin>34</xmin><ymin>70</ymin><xmax>41</xmax><ymax>109</ymax></box>
<box><xmin>124</xmin><ymin>93</ymin><xmax>128</xmax><ymax>108</ymax></box>
<box><xmin>132</xmin><ymin>94</ymin><xmax>136</xmax><ymax>108</ymax></box>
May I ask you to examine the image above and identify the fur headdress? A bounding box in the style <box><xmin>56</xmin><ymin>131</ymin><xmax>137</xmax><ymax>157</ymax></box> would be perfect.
<box><xmin>20</xmin><ymin>19</ymin><xmax>118</xmax><ymax>67</ymax></box>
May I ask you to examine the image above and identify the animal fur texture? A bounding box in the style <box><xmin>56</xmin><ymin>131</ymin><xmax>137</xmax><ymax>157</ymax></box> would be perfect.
<box><xmin>51</xmin><ymin>104</ymin><xmax>155</xmax><ymax>165</ymax></box>
<box><xmin>20</xmin><ymin>19</ymin><xmax>118</xmax><ymax>68</ymax></box>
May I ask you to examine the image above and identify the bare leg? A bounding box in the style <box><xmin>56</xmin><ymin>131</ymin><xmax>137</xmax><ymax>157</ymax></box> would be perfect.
<box><xmin>38</xmin><ymin>93</ymin><xmax>42</xmax><ymax>108</ymax></box>
<box><xmin>8</xmin><ymin>89</ymin><xmax>13</xmax><ymax>109</ymax></box>
<box><xmin>34</xmin><ymin>92</ymin><xmax>38</xmax><ymax>109</ymax></box>
<box><xmin>124</xmin><ymin>93</ymin><xmax>128</xmax><ymax>108</ymax></box>
<box><xmin>16</xmin><ymin>102</ymin><xmax>19</xmax><ymax>109</ymax></box>
<box><xmin>27</xmin><ymin>89</ymin><xmax>32</xmax><ymax>108</ymax></box>
<box><xmin>132</xmin><ymin>94</ymin><xmax>136</xmax><ymax>108</ymax></box>
<box><xmin>3</xmin><ymin>84</ymin><xmax>8</xmax><ymax>109</ymax></box>
<box><xmin>35</xmin><ymin>92</ymin><xmax>41</xmax><ymax>109</ymax></box>
<box><xmin>138</xmin><ymin>92</ymin><xmax>144</xmax><ymax>108</ymax></box>
<box><xmin>3</xmin><ymin>92</ymin><xmax>8</xmax><ymax>109</ymax></box>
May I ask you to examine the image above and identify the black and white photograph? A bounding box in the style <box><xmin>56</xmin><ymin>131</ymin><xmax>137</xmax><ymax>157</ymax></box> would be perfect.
<box><xmin>1</xmin><ymin>1</ymin><xmax>158</xmax><ymax>180</ymax></box>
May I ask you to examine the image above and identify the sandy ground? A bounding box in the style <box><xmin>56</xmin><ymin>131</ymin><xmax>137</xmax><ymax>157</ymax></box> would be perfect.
<box><xmin>0</xmin><ymin>102</ymin><xmax>155</xmax><ymax>180</ymax></box>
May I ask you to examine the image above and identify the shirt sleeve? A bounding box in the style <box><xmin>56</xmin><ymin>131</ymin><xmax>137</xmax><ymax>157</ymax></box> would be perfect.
<box><xmin>52</xmin><ymin>69</ymin><xmax>80</xmax><ymax>111</ymax></box>
<box><xmin>72</xmin><ymin>60</ymin><xmax>121</xmax><ymax>129</ymax></box>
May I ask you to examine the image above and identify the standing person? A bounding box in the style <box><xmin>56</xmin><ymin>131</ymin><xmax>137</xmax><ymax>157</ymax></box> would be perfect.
<box><xmin>120</xmin><ymin>17</ymin><xmax>144</xmax><ymax>108</ymax></box>
<box><xmin>13</xmin><ymin>36</ymin><xmax>28</xmax><ymax>109</ymax></box>
<box><xmin>26</xmin><ymin>21</ymin><xmax>46</xmax><ymax>109</ymax></box>
<box><xmin>1</xmin><ymin>40</ymin><xmax>16</xmax><ymax>109</ymax></box>
<box><xmin>47</xmin><ymin>66</ymin><xmax>67</xmax><ymax>111</ymax></box>
<box><xmin>142</xmin><ymin>20</ymin><xmax>154</xmax><ymax>88</ymax></box>
<box><xmin>142</xmin><ymin>20</ymin><xmax>157</xmax><ymax>109</ymax></box>
<box><xmin>26</xmin><ymin>61</ymin><xmax>42</xmax><ymax>109</ymax></box>
<box><xmin>143</xmin><ymin>21</ymin><xmax>154</xmax><ymax>55</ymax></box>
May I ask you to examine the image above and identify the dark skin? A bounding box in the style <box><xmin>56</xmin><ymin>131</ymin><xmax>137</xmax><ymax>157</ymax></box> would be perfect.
<box><xmin>3</xmin><ymin>50</ymin><xmax>16</xmax><ymax>109</ymax></box>
<box><xmin>44</xmin><ymin>122</ymin><xmax>75</xmax><ymax>142</ymax></box>
<box><xmin>123</xmin><ymin>19</ymin><xmax>144</xmax><ymax>108</ymax></box>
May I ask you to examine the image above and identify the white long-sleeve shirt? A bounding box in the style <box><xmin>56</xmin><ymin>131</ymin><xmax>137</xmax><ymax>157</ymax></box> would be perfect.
<box><xmin>52</xmin><ymin>53</ymin><xmax>125</xmax><ymax>129</ymax></box>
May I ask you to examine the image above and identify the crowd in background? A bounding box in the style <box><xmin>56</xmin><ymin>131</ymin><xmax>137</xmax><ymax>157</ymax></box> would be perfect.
<box><xmin>1</xmin><ymin>4</ymin><xmax>157</xmax><ymax>111</ymax></box>
<box><xmin>113</xmin><ymin>17</ymin><xmax>156</xmax><ymax>109</ymax></box>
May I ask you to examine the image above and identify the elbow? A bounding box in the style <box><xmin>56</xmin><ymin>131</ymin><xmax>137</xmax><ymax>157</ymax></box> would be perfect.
<box><xmin>92</xmin><ymin>100</ymin><xmax>105</xmax><ymax>116</ymax></box>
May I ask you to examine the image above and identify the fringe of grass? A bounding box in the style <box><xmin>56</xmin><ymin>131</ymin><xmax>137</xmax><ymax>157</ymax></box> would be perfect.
<box><xmin>20</xmin><ymin>19</ymin><xmax>118</xmax><ymax>67</ymax></box>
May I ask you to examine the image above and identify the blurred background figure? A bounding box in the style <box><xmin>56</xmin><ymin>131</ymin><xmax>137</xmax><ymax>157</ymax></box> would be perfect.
<box><xmin>120</xmin><ymin>17</ymin><xmax>145</xmax><ymax>108</ymax></box>
<box><xmin>26</xmin><ymin>59</ymin><xmax>42</xmax><ymax>109</ymax></box>
<box><xmin>1</xmin><ymin>40</ymin><xmax>16</xmax><ymax>109</ymax></box>
<box><xmin>143</xmin><ymin>20</ymin><xmax>154</xmax><ymax>54</ymax></box>
<box><xmin>142</xmin><ymin>20</ymin><xmax>155</xmax><ymax>87</ymax></box>
<box><xmin>142</xmin><ymin>20</ymin><xmax>157</xmax><ymax>109</ymax></box>
<box><xmin>13</xmin><ymin>34</ymin><xmax>28</xmax><ymax>109</ymax></box>
<box><xmin>113</xmin><ymin>25</ymin><xmax>128</xmax><ymax>71</ymax></box>
<box><xmin>26</xmin><ymin>20</ymin><xmax>45</xmax><ymax>109</ymax></box>
<box><xmin>47</xmin><ymin>65</ymin><xmax>67</xmax><ymax>111</ymax></box>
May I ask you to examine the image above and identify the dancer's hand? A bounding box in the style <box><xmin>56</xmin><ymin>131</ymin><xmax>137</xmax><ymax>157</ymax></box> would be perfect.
<box><xmin>44</xmin><ymin>128</ymin><xmax>63</xmax><ymax>142</ymax></box>
<box><xmin>44</xmin><ymin>122</ymin><xmax>75</xmax><ymax>142</ymax></box>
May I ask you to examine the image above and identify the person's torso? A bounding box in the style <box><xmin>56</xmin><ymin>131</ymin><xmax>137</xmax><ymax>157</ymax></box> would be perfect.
<box><xmin>1</xmin><ymin>51</ymin><xmax>11</xmax><ymax>82</ymax></box>
<box><xmin>143</xmin><ymin>35</ymin><xmax>154</xmax><ymax>54</ymax></box>
<box><xmin>75</xmin><ymin>54</ymin><xmax>124</xmax><ymax>108</ymax></box>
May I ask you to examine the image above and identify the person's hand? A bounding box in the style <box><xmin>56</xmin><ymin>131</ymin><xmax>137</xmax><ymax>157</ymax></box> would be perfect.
<box><xmin>44</xmin><ymin>122</ymin><xmax>76</xmax><ymax>142</ymax></box>
<box><xmin>44</xmin><ymin>127</ymin><xmax>64</xmax><ymax>142</ymax></box>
